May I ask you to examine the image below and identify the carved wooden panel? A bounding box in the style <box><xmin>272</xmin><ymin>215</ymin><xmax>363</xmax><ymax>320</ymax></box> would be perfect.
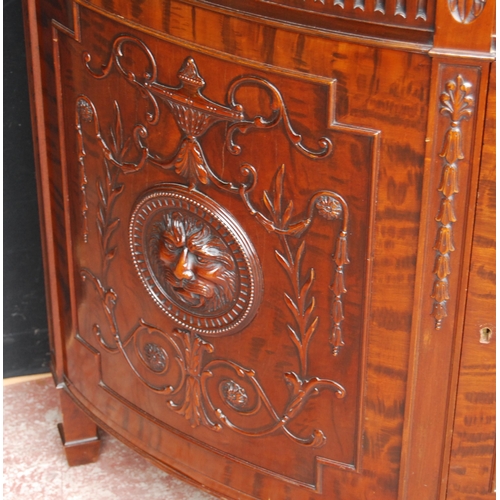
<box><xmin>51</xmin><ymin>5</ymin><xmax>383</xmax><ymax>491</ymax></box>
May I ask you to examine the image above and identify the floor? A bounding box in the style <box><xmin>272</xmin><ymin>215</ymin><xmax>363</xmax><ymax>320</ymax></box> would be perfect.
<box><xmin>3</xmin><ymin>375</ymin><xmax>217</xmax><ymax>499</ymax></box>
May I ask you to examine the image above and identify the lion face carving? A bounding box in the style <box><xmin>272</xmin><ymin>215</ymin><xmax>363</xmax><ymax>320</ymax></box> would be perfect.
<box><xmin>150</xmin><ymin>211</ymin><xmax>238</xmax><ymax>314</ymax></box>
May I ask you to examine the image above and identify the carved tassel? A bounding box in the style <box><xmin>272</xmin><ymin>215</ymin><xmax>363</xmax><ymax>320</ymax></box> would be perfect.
<box><xmin>334</xmin><ymin>231</ymin><xmax>350</xmax><ymax>266</ymax></box>
<box><xmin>433</xmin><ymin>254</ymin><xmax>451</xmax><ymax>280</ymax></box>
<box><xmin>330</xmin><ymin>325</ymin><xmax>344</xmax><ymax>356</ymax></box>
<box><xmin>434</xmin><ymin>226</ymin><xmax>455</xmax><ymax>254</ymax></box>
<box><xmin>438</xmin><ymin>163</ymin><xmax>459</xmax><ymax>197</ymax></box>
<box><xmin>431</xmin><ymin>75</ymin><xmax>474</xmax><ymax>330</ymax></box>
<box><xmin>439</xmin><ymin>126</ymin><xmax>464</xmax><ymax>164</ymax></box>
<box><xmin>431</xmin><ymin>280</ymin><xmax>450</xmax><ymax>302</ymax></box>
<box><xmin>332</xmin><ymin>299</ymin><xmax>344</xmax><ymax>324</ymax></box>
<box><xmin>436</xmin><ymin>198</ymin><xmax>457</xmax><ymax>225</ymax></box>
<box><xmin>332</xmin><ymin>268</ymin><xmax>346</xmax><ymax>296</ymax></box>
<box><xmin>432</xmin><ymin>302</ymin><xmax>448</xmax><ymax>329</ymax></box>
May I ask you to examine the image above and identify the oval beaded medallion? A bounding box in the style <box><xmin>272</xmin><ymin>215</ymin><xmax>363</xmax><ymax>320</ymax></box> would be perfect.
<box><xmin>130</xmin><ymin>185</ymin><xmax>263</xmax><ymax>336</ymax></box>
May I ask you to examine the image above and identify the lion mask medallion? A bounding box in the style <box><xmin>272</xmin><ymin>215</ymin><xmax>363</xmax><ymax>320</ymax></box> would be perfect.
<box><xmin>150</xmin><ymin>211</ymin><xmax>238</xmax><ymax>315</ymax></box>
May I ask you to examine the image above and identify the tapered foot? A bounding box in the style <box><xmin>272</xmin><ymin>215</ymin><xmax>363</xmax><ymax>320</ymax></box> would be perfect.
<box><xmin>58</xmin><ymin>389</ymin><xmax>101</xmax><ymax>466</ymax></box>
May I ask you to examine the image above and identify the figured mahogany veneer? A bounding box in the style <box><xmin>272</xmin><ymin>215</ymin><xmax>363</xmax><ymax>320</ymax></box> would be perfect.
<box><xmin>23</xmin><ymin>0</ymin><xmax>495</xmax><ymax>498</ymax></box>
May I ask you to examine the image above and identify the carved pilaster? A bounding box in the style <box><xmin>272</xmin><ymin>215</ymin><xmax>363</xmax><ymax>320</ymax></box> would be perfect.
<box><xmin>431</xmin><ymin>75</ymin><xmax>474</xmax><ymax>329</ymax></box>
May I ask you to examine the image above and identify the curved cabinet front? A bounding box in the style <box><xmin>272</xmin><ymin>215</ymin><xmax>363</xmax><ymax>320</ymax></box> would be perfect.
<box><xmin>24</xmin><ymin>0</ymin><xmax>495</xmax><ymax>498</ymax></box>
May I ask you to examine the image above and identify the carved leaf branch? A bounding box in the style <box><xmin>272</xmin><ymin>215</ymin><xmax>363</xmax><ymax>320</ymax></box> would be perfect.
<box><xmin>431</xmin><ymin>75</ymin><xmax>474</xmax><ymax>329</ymax></box>
<box><xmin>95</xmin><ymin>102</ymin><xmax>129</xmax><ymax>265</ymax></box>
<box><xmin>96</xmin><ymin>158</ymin><xmax>122</xmax><ymax>264</ymax></box>
<box><xmin>76</xmin><ymin>96</ymin><xmax>148</xmax><ymax>268</ymax></box>
<box><xmin>241</xmin><ymin>164</ymin><xmax>349</xmax><ymax>361</ymax></box>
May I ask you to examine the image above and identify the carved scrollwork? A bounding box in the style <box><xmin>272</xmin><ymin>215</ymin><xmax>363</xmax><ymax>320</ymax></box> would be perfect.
<box><xmin>431</xmin><ymin>75</ymin><xmax>474</xmax><ymax>329</ymax></box>
<box><xmin>202</xmin><ymin>359</ymin><xmax>345</xmax><ymax>447</ymax></box>
<box><xmin>83</xmin><ymin>35</ymin><xmax>333</xmax><ymax>190</ymax></box>
<box><xmin>80</xmin><ymin>266</ymin><xmax>346</xmax><ymax>444</ymax></box>
<box><xmin>448</xmin><ymin>0</ymin><xmax>486</xmax><ymax>24</ymax></box>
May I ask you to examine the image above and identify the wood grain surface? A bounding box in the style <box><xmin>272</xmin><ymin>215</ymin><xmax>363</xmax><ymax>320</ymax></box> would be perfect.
<box><xmin>23</xmin><ymin>0</ymin><xmax>495</xmax><ymax>498</ymax></box>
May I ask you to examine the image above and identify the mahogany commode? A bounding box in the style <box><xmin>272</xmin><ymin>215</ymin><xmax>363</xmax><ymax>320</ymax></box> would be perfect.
<box><xmin>23</xmin><ymin>0</ymin><xmax>495</xmax><ymax>498</ymax></box>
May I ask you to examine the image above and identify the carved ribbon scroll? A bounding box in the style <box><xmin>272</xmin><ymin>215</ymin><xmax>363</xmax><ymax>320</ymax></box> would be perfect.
<box><xmin>431</xmin><ymin>75</ymin><xmax>474</xmax><ymax>329</ymax></box>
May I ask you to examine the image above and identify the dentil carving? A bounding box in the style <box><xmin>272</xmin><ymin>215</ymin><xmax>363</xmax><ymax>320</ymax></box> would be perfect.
<box><xmin>432</xmin><ymin>75</ymin><xmax>474</xmax><ymax>329</ymax></box>
<box><xmin>304</xmin><ymin>0</ymin><xmax>429</xmax><ymax>21</ymax></box>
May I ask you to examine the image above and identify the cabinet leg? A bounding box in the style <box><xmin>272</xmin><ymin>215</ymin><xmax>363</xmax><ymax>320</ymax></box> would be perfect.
<box><xmin>58</xmin><ymin>390</ymin><xmax>101</xmax><ymax>466</ymax></box>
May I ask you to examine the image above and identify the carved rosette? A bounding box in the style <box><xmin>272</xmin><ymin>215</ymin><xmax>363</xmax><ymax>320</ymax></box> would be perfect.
<box><xmin>130</xmin><ymin>186</ymin><xmax>263</xmax><ymax>336</ymax></box>
<box><xmin>140</xmin><ymin>343</ymin><xmax>168</xmax><ymax>373</ymax></box>
<box><xmin>431</xmin><ymin>75</ymin><xmax>474</xmax><ymax>329</ymax></box>
<box><xmin>220</xmin><ymin>379</ymin><xmax>249</xmax><ymax>410</ymax></box>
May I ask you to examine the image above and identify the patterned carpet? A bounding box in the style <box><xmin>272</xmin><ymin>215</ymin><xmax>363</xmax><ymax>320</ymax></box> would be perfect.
<box><xmin>3</xmin><ymin>375</ymin><xmax>217</xmax><ymax>499</ymax></box>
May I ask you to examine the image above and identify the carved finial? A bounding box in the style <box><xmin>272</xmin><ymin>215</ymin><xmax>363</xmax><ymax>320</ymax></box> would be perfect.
<box><xmin>178</xmin><ymin>57</ymin><xmax>205</xmax><ymax>94</ymax></box>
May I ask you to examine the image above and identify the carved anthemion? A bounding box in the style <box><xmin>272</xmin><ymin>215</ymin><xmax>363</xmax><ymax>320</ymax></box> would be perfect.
<box><xmin>431</xmin><ymin>75</ymin><xmax>474</xmax><ymax>329</ymax></box>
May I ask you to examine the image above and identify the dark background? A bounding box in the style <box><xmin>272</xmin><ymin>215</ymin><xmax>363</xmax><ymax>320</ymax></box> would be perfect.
<box><xmin>4</xmin><ymin>0</ymin><xmax>51</xmax><ymax>377</ymax></box>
